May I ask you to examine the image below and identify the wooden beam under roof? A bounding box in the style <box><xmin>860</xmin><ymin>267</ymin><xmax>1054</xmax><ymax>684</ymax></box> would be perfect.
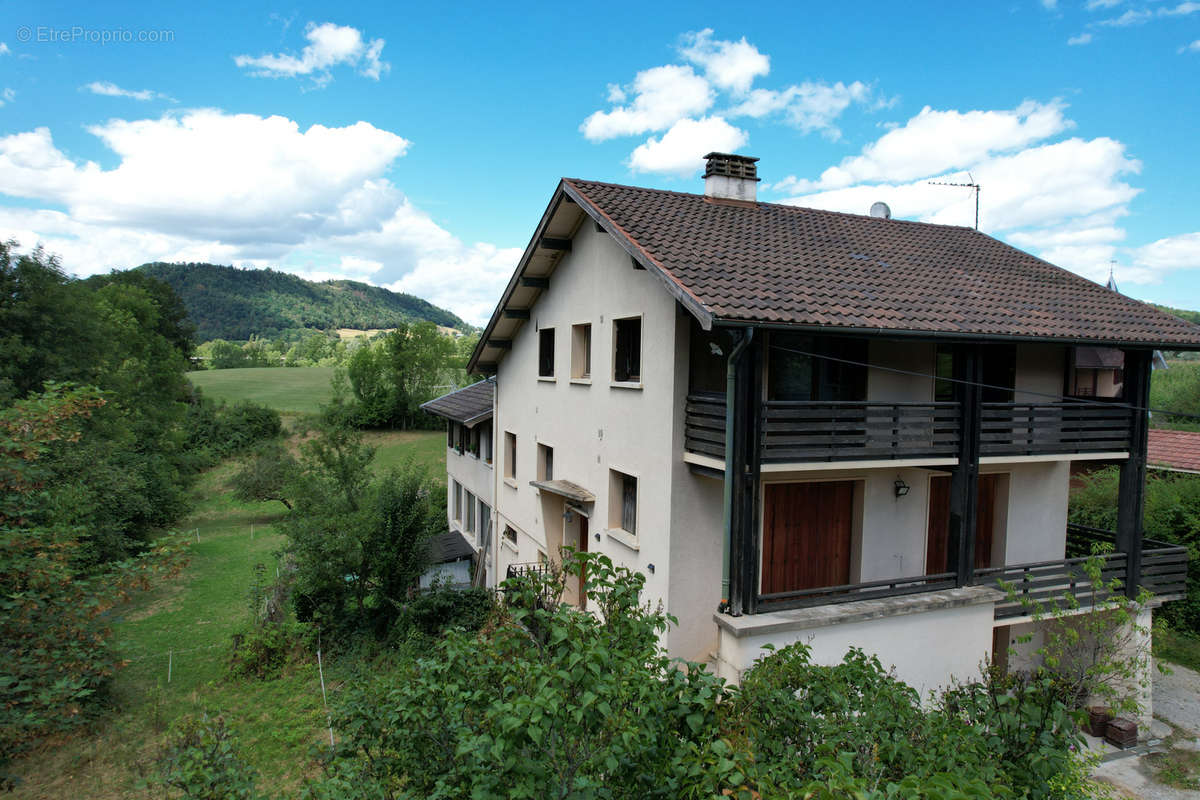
<box><xmin>488</xmin><ymin>339</ymin><xmax>512</xmax><ymax>350</ymax></box>
<box><xmin>520</xmin><ymin>276</ymin><xmax>550</xmax><ymax>289</ymax></box>
<box><xmin>539</xmin><ymin>237</ymin><xmax>572</xmax><ymax>251</ymax></box>
<box><xmin>503</xmin><ymin>309</ymin><xmax>531</xmax><ymax>320</ymax></box>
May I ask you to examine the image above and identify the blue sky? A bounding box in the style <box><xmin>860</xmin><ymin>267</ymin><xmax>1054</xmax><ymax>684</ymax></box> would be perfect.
<box><xmin>2</xmin><ymin>0</ymin><xmax>1199</xmax><ymax>324</ymax></box>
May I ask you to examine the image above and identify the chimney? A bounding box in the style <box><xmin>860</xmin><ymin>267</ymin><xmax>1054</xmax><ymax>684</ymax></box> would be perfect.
<box><xmin>703</xmin><ymin>152</ymin><xmax>759</xmax><ymax>203</ymax></box>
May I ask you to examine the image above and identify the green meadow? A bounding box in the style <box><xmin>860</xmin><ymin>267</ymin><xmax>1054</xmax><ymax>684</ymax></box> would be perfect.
<box><xmin>11</xmin><ymin>371</ymin><xmax>447</xmax><ymax>798</ymax></box>
<box><xmin>188</xmin><ymin>367</ymin><xmax>337</xmax><ymax>415</ymax></box>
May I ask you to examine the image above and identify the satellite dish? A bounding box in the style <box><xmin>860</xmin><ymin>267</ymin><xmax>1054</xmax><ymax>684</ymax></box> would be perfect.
<box><xmin>869</xmin><ymin>201</ymin><xmax>892</xmax><ymax>219</ymax></box>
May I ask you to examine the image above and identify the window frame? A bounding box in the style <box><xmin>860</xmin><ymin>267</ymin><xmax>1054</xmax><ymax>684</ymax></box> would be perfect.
<box><xmin>537</xmin><ymin>443</ymin><xmax>554</xmax><ymax>482</ymax></box>
<box><xmin>571</xmin><ymin>322</ymin><xmax>592</xmax><ymax>381</ymax></box>
<box><xmin>452</xmin><ymin>480</ymin><xmax>462</xmax><ymax>522</ymax></box>
<box><xmin>504</xmin><ymin>431</ymin><xmax>517</xmax><ymax>481</ymax></box>
<box><xmin>612</xmin><ymin>315</ymin><xmax>643</xmax><ymax>386</ymax></box>
<box><xmin>538</xmin><ymin>327</ymin><xmax>556</xmax><ymax>379</ymax></box>
<box><xmin>608</xmin><ymin>467</ymin><xmax>638</xmax><ymax>541</ymax></box>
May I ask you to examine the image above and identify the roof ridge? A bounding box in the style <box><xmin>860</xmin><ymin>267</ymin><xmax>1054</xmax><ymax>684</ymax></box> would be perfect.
<box><xmin>564</xmin><ymin>176</ymin><xmax>978</xmax><ymax>233</ymax></box>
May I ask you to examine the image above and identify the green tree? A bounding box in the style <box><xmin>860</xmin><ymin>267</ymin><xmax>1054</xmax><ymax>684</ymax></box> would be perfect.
<box><xmin>232</xmin><ymin>443</ymin><xmax>300</xmax><ymax>510</ymax></box>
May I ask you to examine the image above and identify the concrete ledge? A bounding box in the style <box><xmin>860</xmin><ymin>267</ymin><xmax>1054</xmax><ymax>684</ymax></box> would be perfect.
<box><xmin>714</xmin><ymin>585</ymin><xmax>1003</xmax><ymax>639</ymax></box>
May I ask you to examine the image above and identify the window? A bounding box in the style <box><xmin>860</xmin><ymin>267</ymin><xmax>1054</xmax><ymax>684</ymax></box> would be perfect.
<box><xmin>571</xmin><ymin>323</ymin><xmax>592</xmax><ymax>379</ymax></box>
<box><xmin>504</xmin><ymin>431</ymin><xmax>517</xmax><ymax>480</ymax></box>
<box><xmin>609</xmin><ymin>469</ymin><xmax>637</xmax><ymax>536</ymax></box>
<box><xmin>469</xmin><ymin>426</ymin><xmax>481</xmax><ymax>458</ymax></box>
<box><xmin>613</xmin><ymin>317</ymin><xmax>641</xmax><ymax>383</ymax></box>
<box><xmin>479</xmin><ymin>504</ymin><xmax>491</xmax><ymax>546</ymax></box>
<box><xmin>503</xmin><ymin>525</ymin><xmax>518</xmax><ymax>545</ymax></box>
<box><xmin>539</xmin><ymin>327</ymin><xmax>555</xmax><ymax>377</ymax></box>
<box><xmin>465</xmin><ymin>491</ymin><xmax>476</xmax><ymax>535</ymax></box>
<box><xmin>446</xmin><ymin>421</ymin><xmax>454</xmax><ymax>447</ymax></box>
<box><xmin>981</xmin><ymin>344</ymin><xmax>1016</xmax><ymax>403</ymax></box>
<box><xmin>688</xmin><ymin>318</ymin><xmax>729</xmax><ymax>395</ymax></box>
<box><xmin>453</xmin><ymin>423</ymin><xmax>465</xmax><ymax>455</ymax></box>
<box><xmin>538</xmin><ymin>443</ymin><xmax>554</xmax><ymax>481</ymax></box>
<box><xmin>452</xmin><ymin>480</ymin><xmax>462</xmax><ymax>522</ymax></box>
<box><xmin>767</xmin><ymin>333</ymin><xmax>867</xmax><ymax>401</ymax></box>
<box><xmin>482</xmin><ymin>422</ymin><xmax>493</xmax><ymax>465</ymax></box>
<box><xmin>934</xmin><ymin>345</ymin><xmax>955</xmax><ymax>402</ymax></box>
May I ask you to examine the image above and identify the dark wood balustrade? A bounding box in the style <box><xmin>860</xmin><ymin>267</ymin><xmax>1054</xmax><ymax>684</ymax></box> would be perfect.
<box><xmin>979</xmin><ymin>402</ymin><xmax>1132</xmax><ymax>457</ymax></box>
<box><xmin>685</xmin><ymin>395</ymin><xmax>1133</xmax><ymax>464</ymax></box>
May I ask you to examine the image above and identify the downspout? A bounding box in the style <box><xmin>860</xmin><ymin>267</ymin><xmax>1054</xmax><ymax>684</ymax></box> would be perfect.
<box><xmin>720</xmin><ymin>327</ymin><xmax>754</xmax><ymax>615</ymax></box>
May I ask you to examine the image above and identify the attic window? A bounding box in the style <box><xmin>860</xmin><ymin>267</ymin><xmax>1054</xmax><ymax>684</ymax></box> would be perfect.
<box><xmin>613</xmin><ymin>317</ymin><xmax>641</xmax><ymax>384</ymax></box>
<box><xmin>539</xmin><ymin>328</ymin><xmax>555</xmax><ymax>378</ymax></box>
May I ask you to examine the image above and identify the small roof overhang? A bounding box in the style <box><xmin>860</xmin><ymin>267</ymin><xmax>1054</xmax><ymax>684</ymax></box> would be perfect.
<box><xmin>529</xmin><ymin>479</ymin><xmax>596</xmax><ymax>504</ymax></box>
<box><xmin>429</xmin><ymin>530</ymin><xmax>476</xmax><ymax>564</ymax></box>
<box><xmin>420</xmin><ymin>380</ymin><xmax>494</xmax><ymax>426</ymax></box>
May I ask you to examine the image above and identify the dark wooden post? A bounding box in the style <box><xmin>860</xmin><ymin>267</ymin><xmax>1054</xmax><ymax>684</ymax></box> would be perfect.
<box><xmin>948</xmin><ymin>344</ymin><xmax>983</xmax><ymax>586</ymax></box>
<box><xmin>729</xmin><ymin>335</ymin><xmax>763</xmax><ymax>615</ymax></box>
<box><xmin>1117</xmin><ymin>349</ymin><xmax>1152</xmax><ymax>600</ymax></box>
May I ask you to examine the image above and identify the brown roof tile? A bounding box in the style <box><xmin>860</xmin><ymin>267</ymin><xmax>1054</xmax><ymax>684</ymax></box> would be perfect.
<box><xmin>564</xmin><ymin>179</ymin><xmax>1200</xmax><ymax>348</ymax></box>
<box><xmin>420</xmin><ymin>380</ymin><xmax>493</xmax><ymax>425</ymax></box>
<box><xmin>1148</xmin><ymin>429</ymin><xmax>1200</xmax><ymax>473</ymax></box>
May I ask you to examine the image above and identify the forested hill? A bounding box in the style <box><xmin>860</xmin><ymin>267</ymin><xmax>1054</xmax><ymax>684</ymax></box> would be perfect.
<box><xmin>114</xmin><ymin>262</ymin><xmax>470</xmax><ymax>341</ymax></box>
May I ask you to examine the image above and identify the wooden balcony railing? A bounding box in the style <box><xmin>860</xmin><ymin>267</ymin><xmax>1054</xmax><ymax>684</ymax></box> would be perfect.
<box><xmin>756</xmin><ymin>572</ymin><xmax>957</xmax><ymax>613</ymax></box>
<box><xmin>684</xmin><ymin>394</ymin><xmax>961</xmax><ymax>464</ymax></box>
<box><xmin>979</xmin><ymin>402</ymin><xmax>1132</xmax><ymax>457</ymax></box>
<box><xmin>685</xmin><ymin>396</ymin><xmax>1133</xmax><ymax>464</ymax></box>
<box><xmin>975</xmin><ymin>552</ymin><xmax>1128</xmax><ymax>619</ymax></box>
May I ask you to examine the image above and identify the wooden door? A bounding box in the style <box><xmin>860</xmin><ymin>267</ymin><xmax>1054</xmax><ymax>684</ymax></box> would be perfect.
<box><xmin>762</xmin><ymin>481</ymin><xmax>854</xmax><ymax>595</ymax></box>
<box><xmin>926</xmin><ymin>475</ymin><xmax>999</xmax><ymax>573</ymax></box>
<box><xmin>578</xmin><ymin>515</ymin><xmax>588</xmax><ymax>611</ymax></box>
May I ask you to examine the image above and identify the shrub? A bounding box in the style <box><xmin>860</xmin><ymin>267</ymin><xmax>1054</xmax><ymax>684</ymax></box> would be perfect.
<box><xmin>396</xmin><ymin>581</ymin><xmax>496</xmax><ymax>638</ymax></box>
<box><xmin>228</xmin><ymin>621</ymin><xmax>314</xmax><ymax>680</ymax></box>
<box><xmin>158</xmin><ymin>715</ymin><xmax>266</xmax><ymax>800</ymax></box>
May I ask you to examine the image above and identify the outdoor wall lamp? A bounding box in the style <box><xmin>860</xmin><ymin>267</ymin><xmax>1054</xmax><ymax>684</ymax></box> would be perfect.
<box><xmin>894</xmin><ymin>479</ymin><xmax>910</xmax><ymax>498</ymax></box>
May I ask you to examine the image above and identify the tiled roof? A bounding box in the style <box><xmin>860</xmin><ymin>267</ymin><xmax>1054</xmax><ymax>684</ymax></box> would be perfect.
<box><xmin>563</xmin><ymin>179</ymin><xmax>1200</xmax><ymax>348</ymax></box>
<box><xmin>420</xmin><ymin>380</ymin><xmax>493</xmax><ymax>425</ymax></box>
<box><xmin>429</xmin><ymin>530</ymin><xmax>475</xmax><ymax>564</ymax></box>
<box><xmin>1148</xmin><ymin>429</ymin><xmax>1200</xmax><ymax>473</ymax></box>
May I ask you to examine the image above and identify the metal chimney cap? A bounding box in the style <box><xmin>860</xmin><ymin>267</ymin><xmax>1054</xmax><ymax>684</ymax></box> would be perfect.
<box><xmin>703</xmin><ymin>153</ymin><xmax>760</xmax><ymax>181</ymax></box>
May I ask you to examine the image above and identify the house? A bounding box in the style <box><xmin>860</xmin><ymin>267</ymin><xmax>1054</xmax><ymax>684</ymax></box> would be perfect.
<box><xmin>444</xmin><ymin>153</ymin><xmax>1200</xmax><ymax>704</ymax></box>
<box><xmin>1148</xmin><ymin>429</ymin><xmax>1200</xmax><ymax>475</ymax></box>
<box><xmin>420</xmin><ymin>379</ymin><xmax>495</xmax><ymax>587</ymax></box>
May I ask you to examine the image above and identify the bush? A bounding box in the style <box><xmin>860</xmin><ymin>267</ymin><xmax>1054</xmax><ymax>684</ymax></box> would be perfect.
<box><xmin>186</xmin><ymin>394</ymin><xmax>282</xmax><ymax>462</ymax></box>
<box><xmin>228</xmin><ymin>621</ymin><xmax>314</xmax><ymax>680</ymax></box>
<box><xmin>396</xmin><ymin>582</ymin><xmax>496</xmax><ymax>638</ymax></box>
<box><xmin>158</xmin><ymin>715</ymin><xmax>266</xmax><ymax>800</ymax></box>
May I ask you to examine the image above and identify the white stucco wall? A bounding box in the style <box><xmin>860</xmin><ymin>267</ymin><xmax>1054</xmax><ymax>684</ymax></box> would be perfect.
<box><xmin>715</xmin><ymin>591</ymin><xmax>998</xmax><ymax>699</ymax></box>
<box><xmin>867</xmin><ymin>340</ymin><xmax>935</xmax><ymax>402</ymax></box>
<box><xmin>445</xmin><ymin>432</ymin><xmax>495</xmax><ymax>549</ymax></box>
<box><xmin>995</xmin><ymin>460</ymin><xmax>1070</xmax><ymax>564</ymax></box>
<box><xmin>1015</xmin><ymin>343</ymin><xmax>1067</xmax><ymax>402</ymax></box>
<box><xmin>491</xmin><ymin>221</ymin><xmax>681</xmax><ymax>618</ymax></box>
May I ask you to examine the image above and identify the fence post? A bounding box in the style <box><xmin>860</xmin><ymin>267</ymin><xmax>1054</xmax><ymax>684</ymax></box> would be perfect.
<box><xmin>167</xmin><ymin>650</ymin><xmax>172</xmax><ymax>683</ymax></box>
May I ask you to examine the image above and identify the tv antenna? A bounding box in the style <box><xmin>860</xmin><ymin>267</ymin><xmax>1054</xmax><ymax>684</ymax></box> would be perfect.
<box><xmin>928</xmin><ymin>174</ymin><xmax>980</xmax><ymax>230</ymax></box>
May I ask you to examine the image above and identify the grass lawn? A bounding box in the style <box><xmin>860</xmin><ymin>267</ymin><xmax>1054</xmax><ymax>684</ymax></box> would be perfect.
<box><xmin>1155</xmin><ymin>627</ymin><xmax>1200</xmax><ymax>673</ymax></box>
<box><xmin>188</xmin><ymin>367</ymin><xmax>335</xmax><ymax>415</ymax></box>
<box><xmin>7</xmin><ymin>427</ymin><xmax>440</xmax><ymax>799</ymax></box>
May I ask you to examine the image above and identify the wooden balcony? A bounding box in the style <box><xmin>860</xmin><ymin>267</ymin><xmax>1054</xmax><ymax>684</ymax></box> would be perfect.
<box><xmin>685</xmin><ymin>395</ymin><xmax>1133</xmax><ymax>465</ymax></box>
<box><xmin>685</xmin><ymin>394</ymin><xmax>961</xmax><ymax>464</ymax></box>
<box><xmin>750</xmin><ymin>525</ymin><xmax>1187</xmax><ymax>618</ymax></box>
<box><xmin>979</xmin><ymin>402</ymin><xmax>1132</xmax><ymax>457</ymax></box>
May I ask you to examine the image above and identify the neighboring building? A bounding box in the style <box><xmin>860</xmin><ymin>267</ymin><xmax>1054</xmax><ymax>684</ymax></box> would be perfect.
<box><xmin>1148</xmin><ymin>429</ymin><xmax>1200</xmax><ymax>475</ymax></box>
<box><xmin>420</xmin><ymin>379</ymin><xmax>496</xmax><ymax>587</ymax></box>
<box><xmin>440</xmin><ymin>153</ymin><xmax>1199</xmax><ymax>705</ymax></box>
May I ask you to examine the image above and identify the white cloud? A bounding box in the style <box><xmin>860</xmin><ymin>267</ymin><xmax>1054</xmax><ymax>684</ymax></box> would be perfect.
<box><xmin>729</xmin><ymin>81</ymin><xmax>871</xmax><ymax>139</ymax></box>
<box><xmin>582</xmin><ymin>30</ymin><xmax>878</xmax><ymax>173</ymax></box>
<box><xmin>678</xmin><ymin>29</ymin><xmax>769</xmax><ymax>94</ymax></box>
<box><xmin>1097</xmin><ymin>2</ymin><xmax>1200</xmax><ymax>26</ymax></box>
<box><xmin>1086</xmin><ymin>0</ymin><xmax>1122</xmax><ymax>8</ymax></box>
<box><xmin>1068</xmin><ymin>32</ymin><xmax>1094</xmax><ymax>45</ymax></box>
<box><xmin>234</xmin><ymin>22</ymin><xmax>389</xmax><ymax>85</ymax></box>
<box><xmin>767</xmin><ymin>99</ymin><xmax>1183</xmax><ymax>286</ymax></box>
<box><xmin>83</xmin><ymin>81</ymin><xmax>171</xmax><ymax>101</ymax></box>
<box><xmin>0</xmin><ymin>88</ymin><xmax>13</xmax><ymax>107</ymax></box>
<box><xmin>0</xmin><ymin>43</ymin><xmax>9</xmax><ymax>56</ymax></box>
<box><xmin>773</xmin><ymin>100</ymin><xmax>1072</xmax><ymax>193</ymax></box>
<box><xmin>628</xmin><ymin>116</ymin><xmax>748</xmax><ymax>176</ymax></box>
<box><xmin>1180</xmin><ymin>39</ymin><xmax>1200</xmax><ymax>52</ymax></box>
<box><xmin>1042</xmin><ymin>0</ymin><xmax>1058</xmax><ymax>9</ymax></box>
<box><xmin>1132</xmin><ymin>233</ymin><xmax>1200</xmax><ymax>273</ymax></box>
<box><xmin>580</xmin><ymin>65</ymin><xmax>713</xmax><ymax>141</ymax></box>
<box><xmin>0</xmin><ymin>111</ymin><xmax>516</xmax><ymax>325</ymax></box>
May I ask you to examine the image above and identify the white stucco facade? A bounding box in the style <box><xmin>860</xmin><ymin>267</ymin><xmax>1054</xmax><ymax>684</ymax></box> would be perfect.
<box><xmin>475</xmin><ymin>211</ymin><xmax>1135</xmax><ymax>701</ymax></box>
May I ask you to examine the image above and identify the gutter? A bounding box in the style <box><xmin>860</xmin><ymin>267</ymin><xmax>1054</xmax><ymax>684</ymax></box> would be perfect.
<box><xmin>720</xmin><ymin>327</ymin><xmax>754</xmax><ymax>616</ymax></box>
